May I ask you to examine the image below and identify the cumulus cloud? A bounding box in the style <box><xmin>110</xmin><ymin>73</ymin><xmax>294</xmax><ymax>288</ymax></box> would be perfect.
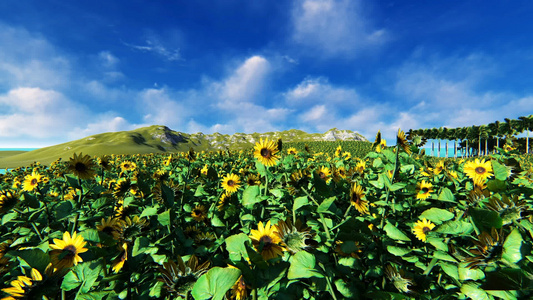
<box><xmin>139</xmin><ymin>87</ymin><xmax>191</xmax><ymax>129</ymax></box>
<box><xmin>285</xmin><ymin>77</ymin><xmax>359</xmax><ymax>108</ymax></box>
<box><xmin>291</xmin><ymin>0</ymin><xmax>387</xmax><ymax>57</ymax></box>
<box><xmin>69</xmin><ymin>115</ymin><xmax>135</xmax><ymax>139</ymax></box>
<box><xmin>124</xmin><ymin>37</ymin><xmax>182</xmax><ymax>61</ymax></box>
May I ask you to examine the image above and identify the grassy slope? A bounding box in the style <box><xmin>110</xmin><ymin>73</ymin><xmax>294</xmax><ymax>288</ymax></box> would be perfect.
<box><xmin>0</xmin><ymin>126</ymin><xmax>368</xmax><ymax>169</ymax></box>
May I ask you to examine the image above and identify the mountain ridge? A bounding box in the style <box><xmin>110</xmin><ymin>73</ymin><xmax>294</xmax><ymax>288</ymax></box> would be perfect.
<box><xmin>0</xmin><ymin>125</ymin><xmax>368</xmax><ymax>168</ymax></box>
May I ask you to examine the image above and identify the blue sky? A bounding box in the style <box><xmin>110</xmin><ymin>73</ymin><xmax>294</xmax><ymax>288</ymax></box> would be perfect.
<box><xmin>1</xmin><ymin>0</ymin><xmax>533</xmax><ymax>147</ymax></box>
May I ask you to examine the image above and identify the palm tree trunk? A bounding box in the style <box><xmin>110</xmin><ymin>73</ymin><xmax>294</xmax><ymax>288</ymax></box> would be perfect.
<box><xmin>527</xmin><ymin>131</ymin><xmax>530</xmax><ymax>154</ymax></box>
<box><xmin>432</xmin><ymin>141</ymin><xmax>435</xmax><ymax>157</ymax></box>
<box><xmin>478</xmin><ymin>139</ymin><xmax>481</xmax><ymax>157</ymax></box>
<box><xmin>485</xmin><ymin>139</ymin><xmax>488</xmax><ymax>156</ymax></box>
<box><xmin>454</xmin><ymin>140</ymin><xmax>458</xmax><ymax>158</ymax></box>
<box><xmin>445</xmin><ymin>140</ymin><xmax>449</xmax><ymax>158</ymax></box>
<box><xmin>466</xmin><ymin>140</ymin><xmax>469</xmax><ymax>158</ymax></box>
<box><xmin>438</xmin><ymin>140</ymin><xmax>441</xmax><ymax>158</ymax></box>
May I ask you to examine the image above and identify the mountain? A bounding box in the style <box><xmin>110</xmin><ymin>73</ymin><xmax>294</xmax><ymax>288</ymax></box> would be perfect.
<box><xmin>0</xmin><ymin>125</ymin><xmax>367</xmax><ymax>168</ymax></box>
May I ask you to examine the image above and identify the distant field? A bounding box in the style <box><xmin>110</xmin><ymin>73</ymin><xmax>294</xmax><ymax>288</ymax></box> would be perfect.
<box><xmin>0</xmin><ymin>151</ymin><xmax>28</xmax><ymax>159</ymax></box>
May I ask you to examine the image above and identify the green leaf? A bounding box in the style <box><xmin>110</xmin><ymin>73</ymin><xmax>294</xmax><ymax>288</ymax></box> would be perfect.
<box><xmin>149</xmin><ymin>281</ymin><xmax>164</xmax><ymax>298</ymax></box>
<box><xmin>287</xmin><ymin>251</ymin><xmax>323</xmax><ymax>279</ymax></box>
<box><xmin>460</xmin><ymin>283</ymin><xmax>490</xmax><ymax>300</ymax></box>
<box><xmin>293</xmin><ymin>196</ymin><xmax>309</xmax><ymax>212</ymax></box>
<box><xmin>469</xmin><ymin>208</ymin><xmax>503</xmax><ymax>231</ymax></box>
<box><xmin>191</xmin><ymin>267</ymin><xmax>242</xmax><ymax>300</ymax></box>
<box><xmin>420</xmin><ymin>208</ymin><xmax>454</xmax><ymax>225</ymax></box>
<box><xmin>158</xmin><ymin>210</ymin><xmax>171</xmax><ymax>226</ymax></box>
<box><xmin>161</xmin><ymin>184</ymin><xmax>174</xmax><ymax>207</ymax></box>
<box><xmin>211</xmin><ymin>214</ymin><xmax>225</xmax><ymax>227</ymax></box>
<box><xmin>439</xmin><ymin>262</ymin><xmax>459</xmax><ymax>281</ymax></box>
<box><xmin>81</xmin><ymin>229</ymin><xmax>101</xmax><ymax>243</ymax></box>
<box><xmin>61</xmin><ymin>261</ymin><xmax>102</xmax><ymax>293</ymax></box>
<box><xmin>317</xmin><ymin>197</ymin><xmax>336</xmax><ymax>214</ymax></box>
<box><xmin>225</xmin><ymin>233</ymin><xmax>250</xmax><ymax>263</ymax></box>
<box><xmin>14</xmin><ymin>248</ymin><xmax>50</xmax><ymax>273</ymax></box>
<box><xmin>334</xmin><ymin>279</ymin><xmax>356</xmax><ymax>298</ymax></box>
<box><xmin>433</xmin><ymin>250</ymin><xmax>457</xmax><ymax>262</ymax></box>
<box><xmin>140</xmin><ymin>205</ymin><xmax>159</xmax><ymax>218</ymax></box>
<box><xmin>427</xmin><ymin>237</ymin><xmax>449</xmax><ymax>251</ymax></box>
<box><xmin>458</xmin><ymin>262</ymin><xmax>485</xmax><ymax>281</ymax></box>
<box><xmin>54</xmin><ymin>201</ymin><xmax>74</xmax><ymax>220</ymax></box>
<box><xmin>438</xmin><ymin>187</ymin><xmax>455</xmax><ymax>202</ymax></box>
<box><xmin>492</xmin><ymin>160</ymin><xmax>509</xmax><ymax>181</ymax></box>
<box><xmin>194</xmin><ymin>185</ymin><xmax>209</xmax><ymax>196</ymax></box>
<box><xmin>389</xmin><ymin>182</ymin><xmax>406</xmax><ymax>191</ymax></box>
<box><xmin>384</xmin><ymin>222</ymin><xmax>411</xmax><ymax>242</ymax></box>
<box><xmin>387</xmin><ymin>246</ymin><xmax>411</xmax><ymax>257</ymax></box>
<box><xmin>242</xmin><ymin>185</ymin><xmax>261</xmax><ymax>208</ymax></box>
<box><xmin>435</xmin><ymin>220</ymin><xmax>474</xmax><ymax>235</ymax></box>
<box><xmin>502</xmin><ymin>228</ymin><xmax>523</xmax><ymax>264</ymax></box>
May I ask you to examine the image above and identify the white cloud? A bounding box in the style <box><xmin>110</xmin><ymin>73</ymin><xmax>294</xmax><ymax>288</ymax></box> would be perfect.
<box><xmin>125</xmin><ymin>38</ymin><xmax>182</xmax><ymax>61</ymax></box>
<box><xmin>98</xmin><ymin>51</ymin><xmax>119</xmax><ymax>68</ymax></box>
<box><xmin>139</xmin><ymin>87</ymin><xmax>190</xmax><ymax>128</ymax></box>
<box><xmin>291</xmin><ymin>0</ymin><xmax>387</xmax><ymax>57</ymax></box>
<box><xmin>285</xmin><ymin>77</ymin><xmax>359</xmax><ymax>108</ymax></box>
<box><xmin>69</xmin><ymin>115</ymin><xmax>135</xmax><ymax>139</ymax></box>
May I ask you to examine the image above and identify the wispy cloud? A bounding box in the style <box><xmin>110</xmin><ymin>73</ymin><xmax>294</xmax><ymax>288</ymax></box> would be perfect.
<box><xmin>124</xmin><ymin>38</ymin><xmax>182</xmax><ymax>61</ymax></box>
<box><xmin>290</xmin><ymin>0</ymin><xmax>388</xmax><ymax>57</ymax></box>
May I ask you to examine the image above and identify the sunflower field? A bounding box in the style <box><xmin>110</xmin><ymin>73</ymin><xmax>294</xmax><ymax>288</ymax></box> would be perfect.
<box><xmin>1</xmin><ymin>132</ymin><xmax>533</xmax><ymax>300</ymax></box>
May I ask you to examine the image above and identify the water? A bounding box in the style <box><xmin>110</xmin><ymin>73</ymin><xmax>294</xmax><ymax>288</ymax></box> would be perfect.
<box><xmin>423</xmin><ymin>147</ymin><xmax>470</xmax><ymax>158</ymax></box>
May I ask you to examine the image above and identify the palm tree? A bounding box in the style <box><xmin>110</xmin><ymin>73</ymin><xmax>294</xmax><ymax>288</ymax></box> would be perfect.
<box><xmin>479</xmin><ymin>125</ymin><xmax>489</xmax><ymax>156</ymax></box>
<box><xmin>447</xmin><ymin>128</ymin><xmax>457</xmax><ymax>158</ymax></box>
<box><xmin>519</xmin><ymin>115</ymin><xmax>533</xmax><ymax>154</ymax></box>
<box><xmin>489</xmin><ymin>120</ymin><xmax>502</xmax><ymax>153</ymax></box>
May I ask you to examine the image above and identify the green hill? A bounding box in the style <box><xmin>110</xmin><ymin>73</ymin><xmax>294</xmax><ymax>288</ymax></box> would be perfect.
<box><xmin>0</xmin><ymin>125</ymin><xmax>367</xmax><ymax>169</ymax></box>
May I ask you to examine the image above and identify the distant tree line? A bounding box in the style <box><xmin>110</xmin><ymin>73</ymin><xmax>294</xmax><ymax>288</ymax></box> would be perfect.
<box><xmin>406</xmin><ymin>115</ymin><xmax>533</xmax><ymax>158</ymax></box>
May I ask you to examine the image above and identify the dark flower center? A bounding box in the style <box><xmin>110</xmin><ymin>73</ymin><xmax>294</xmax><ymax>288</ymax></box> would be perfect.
<box><xmin>193</xmin><ymin>209</ymin><xmax>203</xmax><ymax>216</ymax></box>
<box><xmin>31</xmin><ymin>179</ymin><xmax>38</xmax><ymax>185</ymax></box>
<box><xmin>421</xmin><ymin>187</ymin><xmax>429</xmax><ymax>194</ymax></box>
<box><xmin>260</xmin><ymin>148</ymin><xmax>271</xmax><ymax>158</ymax></box>
<box><xmin>319</xmin><ymin>172</ymin><xmax>326</xmax><ymax>179</ymax></box>
<box><xmin>102</xmin><ymin>226</ymin><xmax>115</xmax><ymax>235</ymax></box>
<box><xmin>475</xmin><ymin>167</ymin><xmax>486</xmax><ymax>175</ymax></box>
<box><xmin>63</xmin><ymin>245</ymin><xmax>77</xmax><ymax>258</ymax></box>
<box><xmin>123</xmin><ymin>164</ymin><xmax>130</xmax><ymax>169</ymax></box>
<box><xmin>75</xmin><ymin>162</ymin><xmax>87</xmax><ymax>172</ymax></box>
<box><xmin>227</xmin><ymin>180</ymin><xmax>235</xmax><ymax>187</ymax></box>
<box><xmin>422</xmin><ymin>227</ymin><xmax>431</xmax><ymax>234</ymax></box>
<box><xmin>259</xmin><ymin>235</ymin><xmax>273</xmax><ymax>250</ymax></box>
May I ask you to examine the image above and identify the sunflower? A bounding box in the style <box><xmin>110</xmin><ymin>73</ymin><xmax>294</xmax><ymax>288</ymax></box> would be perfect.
<box><xmin>249</xmin><ymin>221</ymin><xmax>285</xmax><ymax>260</ymax></box>
<box><xmin>253</xmin><ymin>138</ymin><xmax>280</xmax><ymax>167</ymax></box>
<box><xmin>316</xmin><ymin>166</ymin><xmax>332</xmax><ymax>184</ymax></box>
<box><xmin>373</xmin><ymin>130</ymin><xmax>387</xmax><ymax>152</ymax></box>
<box><xmin>432</xmin><ymin>161</ymin><xmax>445</xmax><ymax>175</ymax></box>
<box><xmin>463</xmin><ymin>158</ymin><xmax>493</xmax><ymax>183</ymax></box>
<box><xmin>158</xmin><ymin>255</ymin><xmax>210</xmax><ymax>298</ymax></box>
<box><xmin>113</xmin><ymin>178</ymin><xmax>132</xmax><ymax>198</ymax></box>
<box><xmin>350</xmin><ymin>183</ymin><xmax>369</xmax><ymax>215</ymax></box>
<box><xmin>229</xmin><ymin>274</ymin><xmax>248</xmax><ymax>300</ymax></box>
<box><xmin>333</xmin><ymin>166</ymin><xmax>348</xmax><ymax>182</ymax></box>
<box><xmin>0</xmin><ymin>190</ymin><xmax>19</xmax><ymax>213</ymax></box>
<box><xmin>486</xmin><ymin>194</ymin><xmax>527</xmax><ymax>226</ymax></box>
<box><xmin>335</xmin><ymin>145</ymin><xmax>342</xmax><ymax>157</ymax></box>
<box><xmin>200</xmin><ymin>164</ymin><xmax>209</xmax><ymax>176</ymax></box>
<box><xmin>22</xmin><ymin>171</ymin><xmax>42</xmax><ymax>192</ymax></box>
<box><xmin>287</xmin><ymin>169</ymin><xmax>310</xmax><ymax>195</ymax></box>
<box><xmin>286</xmin><ymin>147</ymin><xmax>298</xmax><ymax>155</ymax></box>
<box><xmin>96</xmin><ymin>217</ymin><xmax>123</xmax><ymax>240</ymax></box>
<box><xmin>120</xmin><ymin>161</ymin><xmax>137</xmax><ymax>172</ymax></box>
<box><xmin>334</xmin><ymin>240</ymin><xmax>362</xmax><ymax>259</ymax></box>
<box><xmin>465</xmin><ymin>228</ymin><xmax>503</xmax><ymax>269</ymax></box>
<box><xmin>275</xmin><ymin>219</ymin><xmax>314</xmax><ymax>254</ymax></box>
<box><xmin>1</xmin><ymin>269</ymin><xmax>42</xmax><ymax>299</ymax></box>
<box><xmin>396</xmin><ymin>129</ymin><xmax>411</xmax><ymax>154</ymax></box>
<box><xmin>355</xmin><ymin>160</ymin><xmax>365</xmax><ymax>175</ymax></box>
<box><xmin>221</xmin><ymin>174</ymin><xmax>241</xmax><ymax>194</ymax></box>
<box><xmin>412</xmin><ymin>218</ymin><xmax>435</xmax><ymax>242</ymax></box>
<box><xmin>67</xmin><ymin>153</ymin><xmax>96</xmax><ymax>180</ymax></box>
<box><xmin>111</xmin><ymin>243</ymin><xmax>128</xmax><ymax>273</ymax></box>
<box><xmin>191</xmin><ymin>205</ymin><xmax>207</xmax><ymax>222</ymax></box>
<box><xmin>49</xmin><ymin>231</ymin><xmax>88</xmax><ymax>269</ymax></box>
<box><xmin>117</xmin><ymin>216</ymin><xmax>148</xmax><ymax>242</ymax></box>
<box><xmin>245</xmin><ymin>174</ymin><xmax>261</xmax><ymax>186</ymax></box>
<box><xmin>384</xmin><ymin>264</ymin><xmax>413</xmax><ymax>294</ymax></box>
<box><xmin>416</xmin><ymin>180</ymin><xmax>434</xmax><ymax>200</ymax></box>
<box><xmin>194</xmin><ymin>232</ymin><xmax>216</xmax><ymax>247</ymax></box>
<box><xmin>97</xmin><ymin>155</ymin><xmax>112</xmax><ymax>171</ymax></box>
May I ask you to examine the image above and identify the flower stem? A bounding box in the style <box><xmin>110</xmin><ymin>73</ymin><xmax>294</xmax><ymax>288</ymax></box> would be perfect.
<box><xmin>301</xmin><ymin>188</ymin><xmax>332</xmax><ymax>240</ymax></box>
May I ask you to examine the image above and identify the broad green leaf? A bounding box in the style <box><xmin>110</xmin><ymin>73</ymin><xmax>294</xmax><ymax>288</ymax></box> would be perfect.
<box><xmin>427</xmin><ymin>237</ymin><xmax>448</xmax><ymax>251</ymax></box>
<box><xmin>502</xmin><ymin>228</ymin><xmax>523</xmax><ymax>264</ymax></box>
<box><xmin>389</xmin><ymin>182</ymin><xmax>406</xmax><ymax>191</ymax></box>
<box><xmin>225</xmin><ymin>233</ymin><xmax>250</xmax><ymax>263</ymax></box>
<box><xmin>384</xmin><ymin>222</ymin><xmax>411</xmax><ymax>242</ymax></box>
<box><xmin>54</xmin><ymin>201</ymin><xmax>74</xmax><ymax>220</ymax></box>
<box><xmin>211</xmin><ymin>214</ymin><xmax>225</xmax><ymax>227</ymax></box>
<box><xmin>439</xmin><ymin>262</ymin><xmax>459</xmax><ymax>281</ymax></box>
<box><xmin>61</xmin><ymin>261</ymin><xmax>102</xmax><ymax>293</ymax></box>
<box><xmin>317</xmin><ymin>197</ymin><xmax>336</xmax><ymax>214</ymax></box>
<box><xmin>191</xmin><ymin>267</ymin><xmax>241</xmax><ymax>300</ymax></box>
<box><xmin>433</xmin><ymin>250</ymin><xmax>456</xmax><ymax>263</ymax></box>
<box><xmin>140</xmin><ymin>205</ymin><xmax>159</xmax><ymax>218</ymax></box>
<box><xmin>242</xmin><ymin>185</ymin><xmax>261</xmax><ymax>208</ymax></box>
<box><xmin>458</xmin><ymin>262</ymin><xmax>485</xmax><ymax>281</ymax></box>
<box><xmin>435</xmin><ymin>220</ymin><xmax>474</xmax><ymax>235</ymax></box>
<box><xmin>487</xmin><ymin>179</ymin><xmax>506</xmax><ymax>192</ymax></box>
<box><xmin>387</xmin><ymin>246</ymin><xmax>411</xmax><ymax>257</ymax></box>
<box><xmin>293</xmin><ymin>196</ymin><xmax>309</xmax><ymax>212</ymax></box>
<box><xmin>194</xmin><ymin>185</ymin><xmax>209</xmax><ymax>196</ymax></box>
<box><xmin>14</xmin><ymin>248</ymin><xmax>50</xmax><ymax>273</ymax></box>
<box><xmin>469</xmin><ymin>208</ymin><xmax>503</xmax><ymax>231</ymax></box>
<box><xmin>334</xmin><ymin>279</ymin><xmax>356</xmax><ymax>298</ymax></box>
<box><xmin>438</xmin><ymin>188</ymin><xmax>455</xmax><ymax>202</ymax></box>
<box><xmin>158</xmin><ymin>210</ymin><xmax>171</xmax><ymax>226</ymax></box>
<box><xmin>420</xmin><ymin>208</ymin><xmax>454</xmax><ymax>225</ymax></box>
<box><xmin>460</xmin><ymin>283</ymin><xmax>490</xmax><ymax>300</ymax></box>
<box><xmin>492</xmin><ymin>160</ymin><xmax>508</xmax><ymax>180</ymax></box>
<box><xmin>81</xmin><ymin>229</ymin><xmax>101</xmax><ymax>243</ymax></box>
<box><xmin>287</xmin><ymin>251</ymin><xmax>324</xmax><ymax>279</ymax></box>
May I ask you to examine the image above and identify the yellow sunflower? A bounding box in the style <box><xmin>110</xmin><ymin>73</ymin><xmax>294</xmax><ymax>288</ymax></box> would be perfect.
<box><xmin>463</xmin><ymin>159</ymin><xmax>493</xmax><ymax>183</ymax></box>
<box><xmin>22</xmin><ymin>171</ymin><xmax>42</xmax><ymax>192</ymax></box>
<box><xmin>412</xmin><ymin>218</ymin><xmax>435</xmax><ymax>242</ymax></box>
<box><xmin>350</xmin><ymin>183</ymin><xmax>369</xmax><ymax>214</ymax></box>
<box><xmin>191</xmin><ymin>204</ymin><xmax>207</xmax><ymax>222</ymax></box>
<box><xmin>1</xmin><ymin>269</ymin><xmax>42</xmax><ymax>299</ymax></box>
<box><xmin>355</xmin><ymin>160</ymin><xmax>365</xmax><ymax>175</ymax></box>
<box><xmin>432</xmin><ymin>161</ymin><xmax>445</xmax><ymax>175</ymax></box>
<box><xmin>120</xmin><ymin>161</ymin><xmax>137</xmax><ymax>172</ymax></box>
<box><xmin>286</xmin><ymin>147</ymin><xmax>298</xmax><ymax>155</ymax></box>
<box><xmin>221</xmin><ymin>174</ymin><xmax>241</xmax><ymax>194</ymax></box>
<box><xmin>67</xmin><ymin>153</ymin><xmax>97</xmax><ymax>180</ymax></box>
<box><xmin>335</xmin><ymin>145</ymin><xmax>342</xmax><ymax>157</ymax></box>
<box><xmin>49</xmin><ymin>231</ymin><xmax>88</xmax><ymax>269</ymax></box>
<box><xmin>230</xmin><ymin>275</ymin><xmax>248</xmax><ymax>300</ymax></box>
<box><xmin>112</xmin><ymin>243</ymin><xmax>128</xmax><ymax>273</ymax></box>
<box><xmin>200</xmin><ymin>164</ymin><xmax>209</xmax><ymax>176</ymax></box>
<box><xmin>396</xmin><ymin>129</ymin><xmax>411</xmax><ymax>154</ymax></box>
<box><xmin>0</xmin><ymin>190</ymin><xmax>19</xmax><ymax>214</ymax></box>
<box><xmin>416</xmin><ymin>180</ymin><xmax>434</xmax><ymax>200</ymax></box>
<box><xmin>245</xmin><ymin>174</ymin><xmax>261</xmax><ymax>186</ymax></box>
<box><xmin>253</xmin><ymin>138</ymin><xmax>280</xmax><ymax>167</ymax></box>
<box><xmin>316</xmin><ymin>166</ymin><xmax>332</xmax><ymax>183</ymax></box>
<box><xmin>96</xmin><ymin>217</ymin><xmax>123</xmax><ymax>240</ymax></box>
<box><xmin>249</xmin><ymin>221</ymin><xmax>285</xmax><ymax>260</ymax></box>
